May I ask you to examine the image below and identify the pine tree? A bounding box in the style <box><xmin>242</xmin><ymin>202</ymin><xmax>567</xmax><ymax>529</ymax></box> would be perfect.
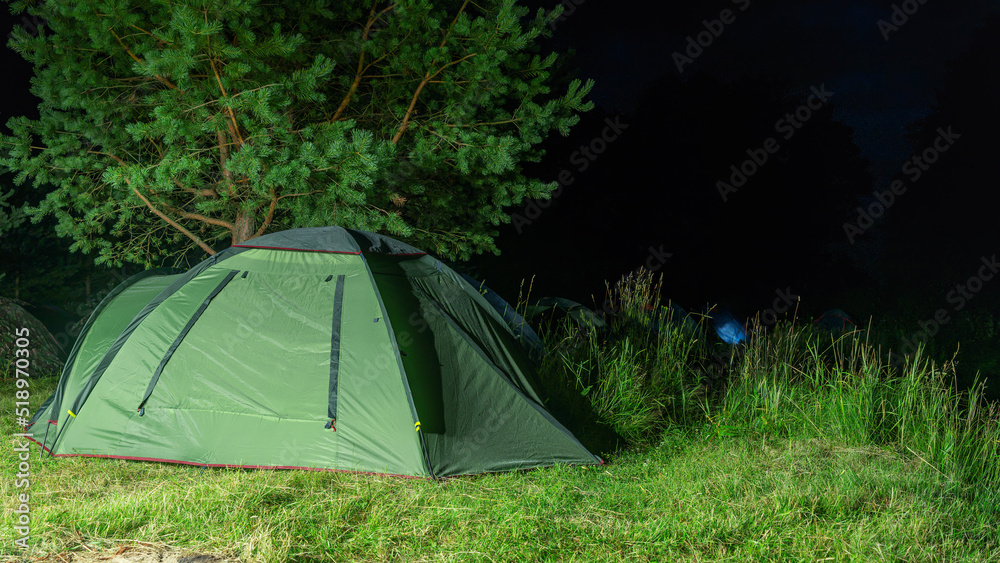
<box><xmin>1</xmin><ymin>0</ymin><xmax>593</xmax><ymax>265</ymax></box>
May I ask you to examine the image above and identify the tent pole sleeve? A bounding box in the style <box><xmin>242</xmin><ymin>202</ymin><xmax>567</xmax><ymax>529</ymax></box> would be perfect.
<box><xmin>39</xmin><ymin>423</ymin><xmax>51</xmax><ymax>459</ymax></box>
<box><xmin>360</xmin><ymin>256</ymin><xmax>436</xmax><ymax>479</ymax></box>
<box><xmin>328</xmin><ymin>275</ymin><xmax>346</xmax><ymax>419</ymax></box>
<box><xmin>36</xmin><ymin>267</ymin><xmax>183</xmax><ymax>437</ymax></box>
<box><xmin>136</xmin><ymin>270</ymin><xmax>240</xmax><ymax>413</ymax></box>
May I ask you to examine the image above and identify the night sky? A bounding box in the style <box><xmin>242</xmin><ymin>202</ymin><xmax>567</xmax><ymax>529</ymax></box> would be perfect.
<box><xmin>466</xmin><ymin>0</ymin><xmax>1000</xmax><ymax>325</ymax></box>
<box><xmin>3</xmin><ymin>1</ymin><xmax>1000</xmax><ymax>334</ymax></box>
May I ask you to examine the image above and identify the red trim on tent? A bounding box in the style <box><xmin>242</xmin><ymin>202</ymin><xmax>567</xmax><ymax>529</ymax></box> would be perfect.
<box><xmin>23</xmin><ymin>433</ymin><xmax>601</xmax><ymax>477</ymax></box>
<box><xmin>25</xmin><ymin>434</ymin><xmax>51</xmax><ymax>454</ymax></box>
<box><xmin>23</xmin><ymin>425</ymin><xmax>602</xmax><ymax>476</ymax></box>
<box><xmin>232</xmin><ymin>244</ymin><xmax>427</xmax><ymax>257</ymax></box>
<box><xmin>231</xmin><ymin>244</ymin><xmax>361</xmax><ymax>254</ymax></box>
<box><xmin>21</xmin><ymin>418</ymin><xmax>59</xmax><ymax>440</ymax></box>
<box><xmin>20</xmin><ymin>441</ymin><xmax>425</xmax><ymax>479</ymax></box>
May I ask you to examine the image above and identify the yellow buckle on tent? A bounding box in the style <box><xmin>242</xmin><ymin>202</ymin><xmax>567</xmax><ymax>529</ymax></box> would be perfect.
<box><xmin>415</xmin><ymin>421</ymin><xmax>421</xmax><ymax>432</ymax></box>
<box><xmin>68</xmin><ymin>410</ymin><xmax>77</xmax><ymax>418</ymax></box>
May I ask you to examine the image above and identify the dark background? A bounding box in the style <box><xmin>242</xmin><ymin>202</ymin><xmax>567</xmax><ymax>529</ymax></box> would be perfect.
<box><xmin>3</xmin><ymin>1</ymin><xmax>1000</xmax><ymax>397</ymax></box>
<box><xmin>468</xmin><ymin>1</ymin><xmax>999</xmax><ymax>316</ymax></box>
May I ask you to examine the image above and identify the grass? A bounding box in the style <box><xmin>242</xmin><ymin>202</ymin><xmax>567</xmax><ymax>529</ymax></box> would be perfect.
<box><xmin>2</xmin><ymin>269</ymin><xmax>999</xmax><ymax>562</ymax></box>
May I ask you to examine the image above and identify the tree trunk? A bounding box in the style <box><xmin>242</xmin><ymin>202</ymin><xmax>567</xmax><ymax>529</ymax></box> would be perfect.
<box><xmin>232</xmin><ymin>211</ymin><xmax>257</xmax><ymax>245</ymax></box>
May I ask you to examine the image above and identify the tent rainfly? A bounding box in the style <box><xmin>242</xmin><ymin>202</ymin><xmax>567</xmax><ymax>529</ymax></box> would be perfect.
<box><xmin>24</xmin><ymin>226</ymin><xmax>600</xmax><ymax>477</ymax></box>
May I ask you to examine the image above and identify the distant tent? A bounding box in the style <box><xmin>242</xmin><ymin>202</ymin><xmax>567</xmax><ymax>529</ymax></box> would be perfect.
<box><xmin>613</xmin><ymin>301</ymin><xmax>702</xmax><ymax>342</ymax></box>
<box><xmin>813</xmin><ymin>308</ymin><xmax>856</xmax><ymax>333</ymax></box>
<box><xmin>25</xmin><ymin>226</ymin><xmax>600</xmax><ymax>477</ymax></box>
<box><xmin>525</xmin><ymin>297</ymin><xmax>607</xmax><ymax>333</ymax></box>
<box><xmin>705</xmin><ymin>305</ymin><xmax>746</xmax><ymax>345</ymax></box>
<box><xmin>658</xmin><ymin>301</ymin><xmax>701</xmax><ymax>336</ymax></box>
<box><xmin>459</xmin><ymin>273</ymin><xmax>544</xmax><ymax>360</ymax></box>
<box><xmin>1</xmin><ymin>298</ymin><xmax>64</xmax><ymax>375</ymax></box>
<box><xmin>22</xmin><ymin>302</ymin><xmax>80</xmax><ymax>359</ymax></box>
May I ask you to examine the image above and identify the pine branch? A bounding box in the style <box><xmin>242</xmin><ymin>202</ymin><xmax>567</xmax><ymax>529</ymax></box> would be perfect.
<box><xmin>391</xmin><ymin>0</ymin><xmax>473</xmax><ymax>144</ymax></box>
<box><xmin>252</xmin><ymin>189</ymin><xmax>279</xmax><ymax>239</ymax></box>
<box><xmin>181</xmin><ymin>83</ymin><xmax>280</xmax><ymax>114</ymax></box>
<box><xmin>172</xmin><ymin>208</ymin><xmax>235</xmax><ymax>231</ymax></box>
<box><xmin>276</xmin><ymin>191</ymin><xmax>323</xmax><ymax>201</ymax></box>
<box><xmin>217</xmin><ymin>130</ymin><xmax>236</xmax><ymax>197</ymax></box>
<box><xmin>173</xmin><ymin>178</ymin><xmax>217</xmax><ymax>198</ymax></box>
<box><xmin>127</xmin><ymin>23</ymin><xmax>173</xmax><ymax>46</ymax></box>
<box><xmin>392</xmin><ymin>53</ymin><xmax>476</xmax><ymax>144</ymax></box>
<box><xmin>108</xmin><ymin>28</ymin><xmax>181</xmax><ymax>92</ymax></box>
<box><xmin>91</xmin><ymin>150</ymin><xmax>217</xmax><ymax>255</ymax></box>
<box><xmin>133</xmin><ymin>190</ymin><xmax>216</xmax><ymax>255</ymax></box>
<box><xmin>208</xmin><ymin>50</ymin><xmax>245</xmax><ymax>148</ymax></box>
<box><xmin>445</xmin><ymin>117</ymin><xmax>521</xmax><ymax>128</ymax></box>
<box><xmin>331</xmin><ymin>3</ymin><xmax>396</xmax><ymax>122</ymax></box>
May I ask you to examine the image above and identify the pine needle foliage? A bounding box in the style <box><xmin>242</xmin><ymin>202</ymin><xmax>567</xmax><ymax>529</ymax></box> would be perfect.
<box><xmin>1</xmin><ymin>0</ymin><xmax>593</xmax><ymax>266</ymax></box>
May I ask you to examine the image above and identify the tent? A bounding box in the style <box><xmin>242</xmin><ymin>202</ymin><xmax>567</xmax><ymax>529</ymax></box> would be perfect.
<box><xmin>525</xmin><ymin>297</ymin><xmax>607</xmax><ymax>334</ymax></box>
<box><xmin>812</xmin><ymin>308</ymin><xmax>857</xmax><ymax>333</ymax></box>
<box><xmin>459</xmin><ymin>273</ymin><xmax>544</xmax><ymax>360</ymax></box>
<box><xmin>1</xmin><ymin>297</ymin><xmax>65</xmax><ymax>375</ymax></box>
<box><xmin>24</xmin><ymin>226</ymin><xmax>600</xmax><ymax>477</ymax></box>
<box><xmin>704</xmin><ymin>305</ymin><xmax>747</xmax><ymax>345</ymax></box>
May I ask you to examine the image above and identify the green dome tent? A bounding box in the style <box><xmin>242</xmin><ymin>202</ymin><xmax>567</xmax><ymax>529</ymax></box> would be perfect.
<box><xmin>24</xmin><ymin>226</ymin><xmax>600</xmax><ymax>477</ymax></box>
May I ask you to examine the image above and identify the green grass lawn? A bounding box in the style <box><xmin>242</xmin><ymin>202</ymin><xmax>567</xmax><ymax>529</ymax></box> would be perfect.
<box><xmin>3</xmin><ymin>373</ymin><xmax>998</xmax><ymax>562</ymax></box>
<box><xmin>3</xmin><ymin>271</ymin><xmax>999</xmax><ymax>562</ymax></box>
